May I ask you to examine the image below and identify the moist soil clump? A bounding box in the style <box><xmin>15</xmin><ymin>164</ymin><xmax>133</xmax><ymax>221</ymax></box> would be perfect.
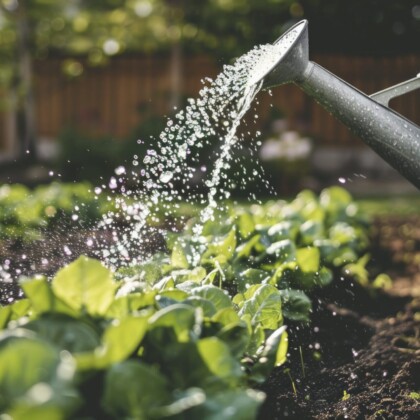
<box><xmin>259</xmin><ymin>215</ymin><xmax>420</xmax><ymax>419</ymax></box>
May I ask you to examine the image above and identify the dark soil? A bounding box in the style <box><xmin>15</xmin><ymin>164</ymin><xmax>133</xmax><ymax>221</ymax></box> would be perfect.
<box><xmin>1</xmin><ymin>214</ymin><xmax>419</xmax><ymax>419</ymax></box>
<box><xmin>259</xmin><ymin>214</ymin><xmax>420</xmax><ymax>419</ymax></box>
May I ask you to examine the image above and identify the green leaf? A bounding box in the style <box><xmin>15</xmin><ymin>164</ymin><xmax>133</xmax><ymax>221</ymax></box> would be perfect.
<box><xmin>148</xmin><ymin>304</ymin><xmax>197</xmax><ymax>343</ymax></box>
<box><xmin>216</xmin><ymin>322</ymin><xmax>249</xmax><ymax>358</ymax></box>
<box><xmin>172</xmin><ymin>267</ymin><xmax>207</xmax><ymax>284</ymax></box>
<box><xmin>6</xmin><ymin>299</ymin><xmax>31</xmax><ymax>320</ymax></box>
<box><xmin>153</xmin><ymin>387</ymin><xmax>206</xmax><ymax>418</ymax></box>
<box><xmin>236</xmin><ymin>234</ymin><xmax>261</xmax><ymax>259</ymax></box>
<box><xmin>106</xmin><ymin>292</ymin><xmax>157</xmax><ymax>318</ymax></box>
<box><xmin>236</xmin><ymin>211</ymin><xmax>255</xmax><ymax>239</ymax></box>
<box><xmin>102</xmin><ymin>360</ymin><xmax>170</xmax><ymax>419</ymax></box>
<box><xmin>265</xmin><ymin>239</ymin><xmax>296</xmax><ymax>264</ymax></box>
<box><xmin>52</xmin><ymin>256</ymin><xmax>117</xmax><ymax>316</ymax></box>
<box><xmin>250</xmin><ymin>326</ymin><xmax>288</xmax><ymax>383</ymax></box>
<box><xmin>299</xmin><ymin>220</ymin><xmax>324</xmax><ymax>245</ymax></box>
<box><xmin>197</xmin><ymin>337</ymin><xmax>242</xmax><ymax>382</ymax></box>
<box><xmin>24</xmin><ymin>314</ymin><xmax>101</xmax><ymax>353</ymax></box>
<box><xmin>296</xmin><ymin>247</ymin><xmax>320</xmax><ymax>273</ymax></box>
<box><xmin>0</xmin><ymin>335</ymin><xmax>78</xmax><ymax>414</ymax></box>
<box><xmin>281</xmin><ymin>289</ymin><xmax>312</xmax><ymax>322</ymax></box>
<box><xmin>189</xmin><ymin>388</ymin><xmax>265</xmax><ymax>420</ymax></box>
<box><xmin>184</xmin><ymin>296</ymin><xmax>216</xmax><ymax>317</ymax></box>
<box><xmin>372</xmin><ymin>273</ymin><xmax>392</xmax><ymax>290</ymax></box>
<box><xmin>320</xmin><ymin>186</ymin><xmax>353</xmax><ymax>213</ymax></box>
<box><xmin>171</xmin><ymin>240</ymin><xmax>189</xmax><ymax>269</ymax></box>
<box><xmin>237</xmin><ymin>269</ymin><xmax>270</xmax><ymax>293</ymax></box>
<box><xmin>211</xmin><ymin>307</ymin><xmax>241</xmax><ymax>326</ymax></box>
<box><xmin>329</xmin><ymin>222</ymin><xmax>357</xmax><ymax>245</ymax></box>
<box><xmin>76</xmin><ymin>315</ymin><xmax>148</xmax><ymax>370</ymax></box>
<box><xmin>191</xmin><ymin>285</ymin><xmax>232</xmax><ymax>311</ymax></box>
<box><xmin>203</xmin><ymin>227</ymin><xmax>237</xmax><ymax>262</ymax></box>
<box><xmin>239</xmin><ymin>285</ymin><xmax>282</xmax><ymax>330</ymax></box>
<box><xmin>0</xmin><ymin>306</ymin><xmax>11</xmax><ymax>330</ymax></box>
<box><xmin>20</xmin><ymin>276</ymin><xmax>76</xmax><ymax>316</ymax></box>
<box><xmin>316</xmin><ymin>267</ymin><xmax>333</xmax><ymax>287</ymax></box>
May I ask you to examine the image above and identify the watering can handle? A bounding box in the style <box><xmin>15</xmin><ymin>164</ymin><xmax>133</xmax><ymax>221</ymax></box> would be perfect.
<box><xmin>370</xmin><ymin>73</ymin><xmax>420</xmax><ymax>106</ymax></box>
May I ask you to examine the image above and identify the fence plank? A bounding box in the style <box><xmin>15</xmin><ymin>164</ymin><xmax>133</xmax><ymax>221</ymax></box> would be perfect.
<box><xmin>0</xmin><ymin>54</ymin><xmax>418</xmax><ymax>154</ymax></box>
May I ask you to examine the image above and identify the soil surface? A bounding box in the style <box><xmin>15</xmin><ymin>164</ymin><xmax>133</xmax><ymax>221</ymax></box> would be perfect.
<box><xmin>259</xmin><ymin>215</ymin><xmax>420</xmax><ymax>419</ymax></box>
<box><xmin>1</xmin><ymin>215</ymin><xmax>419</xmax><ymax>419</ymax></box>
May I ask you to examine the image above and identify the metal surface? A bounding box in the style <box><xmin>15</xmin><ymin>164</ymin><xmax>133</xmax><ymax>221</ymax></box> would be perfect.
<box><xmin>370</xmin><ymin>74</ymin><xmax>420</xmax><ymax>106</ymax></box>
<box><xmin>258</xmin><ymin>20</ymin><xmax>420</xmax><ymax>189</ymax></box>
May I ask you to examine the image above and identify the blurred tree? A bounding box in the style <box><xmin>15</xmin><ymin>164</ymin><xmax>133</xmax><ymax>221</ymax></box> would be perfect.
<box><xmin>0</xmin><ymin>0</ymin><xmax>418</xmax><ymax>161</ymax></box>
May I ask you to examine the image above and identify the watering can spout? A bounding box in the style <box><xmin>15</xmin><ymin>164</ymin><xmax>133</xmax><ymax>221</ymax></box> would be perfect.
<box><xmin>260</xmin><ymin>20</ymin><xmax>310</xmax><ymax>89</ymax></box>
<box><xmin>257</xmin><ymin>20</ymin><xmax>420</xmax><ymax>189</ymax></box>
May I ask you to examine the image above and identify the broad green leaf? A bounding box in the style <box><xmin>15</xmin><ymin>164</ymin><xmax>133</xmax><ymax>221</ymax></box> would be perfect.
<box><xmin>239</xmin><ymin>285</ymin><xmax>282</xmax><ymax>330</ymax></box>
<box><xmin>236</xmin><ymin>211</ymin><xmax>255</xmax><ymax>239</ymax></box>
<box><xmin>203</xmin><ymin>227</ymin><xmax>237</xmax><ymax>262</ymax></box>
<box><xmin>237</xmin><ymin>269</ymin><xmax>270</xmax><ymax>292</ymax></box>
<box><xmin>52</xmin><ymin>256</ymin><xmax>117</xmax><ymax>316</ymax></box>
<box><xmin>76</xmin><ymin>315</ymin><xmax>148</xmax><ymax>370</ymax></box>
<box><xmin>191</xmin><ymin>285</ymin><xmax>231</xmax><ymax>311</ymax></box>
<box><xmin>197</xmin><ymin>337</ymin><xmax>242</xmax><ymax>382</ymax></box>
<box><xmin>316</xmin><ymin>267</ymin><xmax>333</xmax><ymax>287</ymax></box>
<box><xmin>267</xmin><ymin>221</ymin><xmax>295</xmax><ymax>239</ymax></box>
<box><xmin>0</xmin><ymin>306</ymin><xmax>11</xmax><ymax>330</ymax></box>
<box><xmin>9</xmin><ymin>299</ymin><xmax>32</xmax><ymax>320</ymax></box>
<box><xmin>152</xmin><ymin>387</ymin><xmax>206</xmax><ymax>418</ymax></box>
<box><xmin>7</xmin><ymin>405</ymin><xmax>64</xmax><ymax>420</ymax></box>
<box><xmin>121</xmin><ymin>253</ymin><xmax>169</xmax><ymax>284</ymax></box>
<box><xmin>320</xmin><ymin>186</ymin><xmax>353</xmax><ymax>213</ymax></box>
<box><xmin>236</xmin><ymin>234</ymin><xmax>261</xmax><ymax>259</ymax></box>
<box><xmin>189</xmin><ymin>388</ymin><xmax>265</xmax><ymax>420</ymax></box>
<box><xmin>106</xmin><ymin>292</ymin><xmax>157</xmax><ymax>318</ymax></box>
<box><xmin>20</xmin><ymin>276</ymin><xmax>76</xmax><ymax>316</ymax></box>
<box><xmin>171</xmin><ymin>240</ymin><xmax>189</xmax><ymax>269</ymax></box>
<box><xmin>250</xmin><ymin>326</ymin><xmax>288</xmax><ymax>383</ymax></box>
<box><xmin>172</xmin><ymin>267</ymin><xmax>207</xmax><ymax>284</ymax></box>
<box><xmin>158</xmin><ymin>289</ymin><xmax>189</xmax><ymax>303</ymax></box>
<box><xmin>299</xmin><ymin>220</ymin><xmax>324</xmax><ymax>245</ymax></box>
<box><xmin>271</xmin><ymin>261</ymin><xmax>298</xmax><ymax>288</ymax></box>
<box><xmin>102</xmin><ymin>360</ymin><xmax>170</xmax><ymax>419</ymax></box>
<box><xmin>329</xmin><ymin>222</ymin><xmax>357</xmax><ymax>245</ymax></box>
<box><xmin>184</xmin><ymin>296</ymin><xmax>216</xmax><ymax>317</ymax></box>
<box><xmin>211</xmin><ymin>307</ymin><xmax>241</xmax><ymax>326</ymax></box>
<box><xmin>265</xmin><ymin>239</ymin><xmax>296</xmax><ymax>263</ymax></box>
<box><xmin>216</xmin><ymin>322</ymin><xmax>249</xmax><ymax>358</ymax></box>
<box><xmin>148</xmin><ymin>304</ymin><xmax>197</xmax><ymax>343</ymax></box>
<box><xmin>0</xmin><ymin>335</ymin><xmax>78</xmax><ymax>413</ymax></box>
<box><xmin>25</xmin><ymin>314</ymin><xmax>101</xmax><ymax>353</ymax></box>
<box><xmin>296</xmin><ymin>247</ymin><xmax>320</xmax><ymax>273</ymax></box>
<box><xmin>281</xmin><ymin>289</ymin><xmax>312</xmax><ymax>322</ymax></box>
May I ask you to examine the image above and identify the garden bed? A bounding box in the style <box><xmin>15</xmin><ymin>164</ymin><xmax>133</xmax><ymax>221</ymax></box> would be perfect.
<box><xmin>0</xmin><ymin>190</ymin><xmax>419</xmax><ymax>418</ymax></box>
<box><xmin>260</xmin><ymin>214</ymin><xmax>420</xmax><ymax>419</ymax></box>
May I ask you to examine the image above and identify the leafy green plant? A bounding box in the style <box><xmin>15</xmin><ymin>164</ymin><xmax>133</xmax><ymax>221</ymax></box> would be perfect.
<box><xmin>0</xmin><ymin>182</ymin><xmax>113</xmax><ymax>241</ymax></box>
<box><xmin>0</xmin><ymin>256</ymin><xmax>283</xmax><ymax>418</ymax></box>
<box><xmin>0</xmin><ymin>186</ymin><xmax>391</xmax><ymax>418</ymax></box>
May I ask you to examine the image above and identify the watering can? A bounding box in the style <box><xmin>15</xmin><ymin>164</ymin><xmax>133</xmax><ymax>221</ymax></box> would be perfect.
<box><xmin>256</xmin><ymin>20</ymin><xmax>420</xmax><ymax>189</ymax></box>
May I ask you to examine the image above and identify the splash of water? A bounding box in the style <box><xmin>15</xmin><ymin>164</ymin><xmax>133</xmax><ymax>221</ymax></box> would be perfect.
<box><xmin>95</xmin><ymin>30</ymin><xmax>304</xmax><ymax>268</ymax></box>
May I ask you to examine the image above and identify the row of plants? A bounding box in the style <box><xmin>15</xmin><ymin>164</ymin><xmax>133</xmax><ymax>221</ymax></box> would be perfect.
<box><xmin>0</xmin><ymin>182</ymin><xmax>113</xmax><ymax>241</ymax></box>
<box><xmin>0</xmin><ymin>186</ymin><xmax>391</xmax><ymax>418</ymax></box>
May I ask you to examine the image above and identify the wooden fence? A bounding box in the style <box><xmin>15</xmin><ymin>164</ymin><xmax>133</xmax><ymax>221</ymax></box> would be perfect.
<box><xmin>0</xmin><ymin>53</ymin><xmax>419</xmax><ymax>153</ymax></box>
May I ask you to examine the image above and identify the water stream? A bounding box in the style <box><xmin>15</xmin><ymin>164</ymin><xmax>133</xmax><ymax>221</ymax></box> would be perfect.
<box><xmin>97</xmin><ymin>29</ymin><xmax>302</xmax><ymax>269</ymax></box>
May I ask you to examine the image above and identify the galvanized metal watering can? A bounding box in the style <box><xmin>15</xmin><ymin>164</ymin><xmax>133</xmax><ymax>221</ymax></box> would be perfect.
<box><xmin>256</xmin><ymin>20</ymin><xmax>420</xmax><ymax>189</ymax></box>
